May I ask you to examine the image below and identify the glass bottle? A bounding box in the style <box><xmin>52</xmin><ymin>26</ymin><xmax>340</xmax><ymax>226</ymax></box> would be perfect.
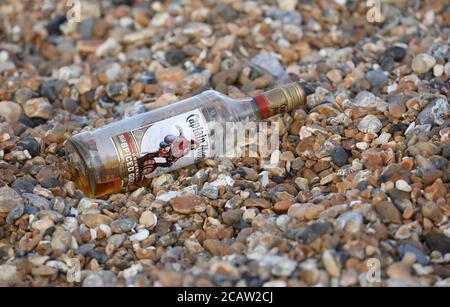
<box><xmin>65</xmin><ymin>82</ymin><xmax>306</xmax><ymax>198</ymax></box>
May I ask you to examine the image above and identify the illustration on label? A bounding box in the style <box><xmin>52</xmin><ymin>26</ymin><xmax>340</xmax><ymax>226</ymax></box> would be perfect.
<box><xmin>111</xmin><ymin>109</ymin><xmax>211</xmax><ymax>187</ymax></box>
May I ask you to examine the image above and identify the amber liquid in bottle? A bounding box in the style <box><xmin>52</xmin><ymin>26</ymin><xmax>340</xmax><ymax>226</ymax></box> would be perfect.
<box><xmin>65</xmin><ymin>82</ymin><xmax>306</xmax><ymax>198</ymax></box>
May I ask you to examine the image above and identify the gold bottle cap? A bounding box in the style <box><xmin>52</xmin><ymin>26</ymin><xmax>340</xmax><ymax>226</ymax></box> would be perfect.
<box><xmin>254</xmin><ymin>82</ymin><xmax>306</xmax><ymax>119</ymax></box>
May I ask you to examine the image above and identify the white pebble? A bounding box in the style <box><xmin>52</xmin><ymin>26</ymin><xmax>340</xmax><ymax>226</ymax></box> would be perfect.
<box><xmin>130</xmin><ymin>230</ymin><xmax>150</xmax><ymax>242</ymax></box>
<box><xmin>396</xmin><ymin>179</ymin><xmax>412</xmax><ymax>192</ymax></box>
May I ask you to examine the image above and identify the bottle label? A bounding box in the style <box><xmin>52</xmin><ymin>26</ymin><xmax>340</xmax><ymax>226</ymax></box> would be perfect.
<box><xmin>111</xmin><ymin>109</ymin><xmax>211</xmax><ymax>187</ymax></box>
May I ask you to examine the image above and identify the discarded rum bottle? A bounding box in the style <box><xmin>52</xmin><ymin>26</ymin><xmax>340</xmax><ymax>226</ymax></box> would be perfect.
<box><xmin>65</xmin><ymin>82</ymin><xmax>306</xmax><ymax>198</ymax></box>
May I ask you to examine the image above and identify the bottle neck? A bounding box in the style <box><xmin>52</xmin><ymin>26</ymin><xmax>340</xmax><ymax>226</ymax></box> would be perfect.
<box><xmin>252</xmin><ymin>82</ymin><xmax>306</xmax><ymax>119</ymax></box>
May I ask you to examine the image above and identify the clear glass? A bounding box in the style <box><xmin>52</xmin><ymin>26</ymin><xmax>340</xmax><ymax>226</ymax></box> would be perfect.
<box><xmin>65</xmin><ymin>90</ymin><xmax>261</xmax><ymax>198</ymax></box>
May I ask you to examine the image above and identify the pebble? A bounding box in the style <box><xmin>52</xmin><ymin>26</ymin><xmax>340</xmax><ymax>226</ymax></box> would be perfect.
<box><xmin>6</xmin><ymin>204</ymin><xmax>25</xmax><ymax>224</ymax></box>
<box><xmin>395</xmin><ymin>180</ymin><xmax>412</xmax><ymax>192</ymax></box>
<box><xmin>200</xmin><ymin>184</ymin><xmax>219</xmax><ymax>199</ymax></box>
<box><xmin>17</xmin><ymin>137</ymin><xmax>40</xmax><ymax>157</ymax></box>
<box><xmin>83</xmin><ymin>271</ymin><xmax>117</xmax><ymax>287</ymax></box>
<box><xmin>412</xmin><ymin>54</ymin><xmax>436</xmax><ymax>74</ymax></box>
<box><xmin>130</xmin><ymin>230</ymin><xmax>150</xmax><ymax>242</ymax></box>
<box><xmin>165</xmin><ymin>49</ymin><xmax>187</xmax><ymax>65</ymax></box>
<box><xmin>288</xmin><ymin>203</ymin><xmax>325</xmax><ymax>221</ymax></box>
<box><xmin>0</xmin><ymin>186</ymin><xmax>23</xmax><ymax>213</ymax></box>
<box><xmin>139</xmin><ymin>211</ymin><xmax>157</xmax><ymax>228</ymax></box>
<box><xmin>222</xmin><ymin>209</ymin><xmax>243</xmax><ymax>226</ymax></box>
<box><xmin>51</xmin><ymin>231</ymin><xmax>73</xmax><ymax>253</ymax></box>
<box><xmin>11</xmin><ymin>177</ymin><xmax>37</xmax><ymax>193</ymax></box>
<box><xmin>366</xmin><ymin>70</ymin><xmax>388</xmax><ymax>89</ymax></box>
<box><xmin>0</xmin><ymin>101</ymin><xmax>22</xmax><ymax>122</ymax></box>
<box><xmin>397</xmin><ymin>243</ymin><xmax>428</xmax><ymax>265</ymax></box>
<box><xmin>266</xmin><ymin>7</ymin><xmax>302</xmax><ymax>26</ymax></box>
<box><xmin>14</xmin><ymin>88</ymin><xmax>35</xmax><ymax>105</ymax></box>
<box><xmin>374</xmin><ymin>202</ymin><xmax>402</xmax><ymax>225</ymax></box>
<box><xmin>110</xmin><ymin>219</ymin><xmax>136</xmax><ymax>233</ymax></box>
<box><xmin>331</xmin><ymin>146</ymin><xmax>349</xmax><ymax>167</ymax></box>
<box><xmin>80</xmin><ymin>214</ymin><xmax>113</xmax><ymax>228</ymax></box>
<box><xmin>170</xmin><ymin>196</ymin><xmax>207</xmax><ymax>214</ymax></box>
<box><xmin>384</xmin><ymin>46</ymin><xmax>407</xmax><ymax>62</ymax></box>
<box><xmin>0</xmin><ymin>265</ymin><xmax>19</xmax><ymax>283</ymax></box>
<box><xmin>417</xmin><ymin>98</ymin><xmax>450</xmax><ymax>126</ymax></box>
<box><xmin>322</xmin><ymin>250</ymin><xmax>340</xmax><ymax>278</ymax></box>
<box><xmin>24</xmin><ymin>98</ymin><xmax>53</xmax><ymax>120</ymax></box>
<box><xmin>106</xmin><ymin>83</ymin><xmax>129</xmax><ymax>102</ymax></box>
<box><xmin>358</xmin><ymin>115</ymin><xmax>383</xmax><ymax>134</ymax></box>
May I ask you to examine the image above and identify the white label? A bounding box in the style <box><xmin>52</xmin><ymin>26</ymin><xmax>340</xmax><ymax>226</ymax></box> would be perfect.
<box><xmin>111</xmin><ymin>109</ymin><xmax>211</xmax><ymax>187</ymax></box>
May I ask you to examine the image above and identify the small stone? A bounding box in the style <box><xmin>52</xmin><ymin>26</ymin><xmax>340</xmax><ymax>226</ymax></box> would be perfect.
<box><xmin>445</xmin><ymin>62</ymin><xmax>450</xmax><ymax>77</ymax></box>
<box><xmin>225</xmin><ymin>195</ymin><xmax>243</xmax><ymax>209</ymax></box>
<box><xmin>139</xmin><ymin>72</ymin><xmax>157</xmax><ymax>85</ymax></box>
<box><xmin>397</xmin><ymin>243</ymin><xmax>428</xmax><ymax>266</ymax></box>
<box><xmin>366</xmin><ymin>70</ymin><xmax>388</xmax><ymax>89</ymax></box>
<box><xmin>443</xmin><ymin>144</ymin><xmax>450</xmax><ymax>159</ymax></box>
<box><xmin>170</xmin><ymin>195</ymin><xmax>207</xmax><ymax>214</ymax></box>
<box><xmin>322</xmin><ymin>250</ymin><xmax>340</xmax><ymax>278</ymax></box>
<box><xmin>80</xmin><ymin>214</ymin><xmax>113</xmax><ymax>228</ymax></box>
<box><xmin>0</xmin><ymin>186</ymin><xmax>23</xmax><ymax>213</ymax></box>
<box><xmin>17</xmin><ymin>137</ymin><xmax>40</xmax><ymax>157</ymax></box>
<box><xmin>353</xmin><ymin>91</ymin><xmax>387</xmax><ymax>111</ymax></box>
<box><xmin>412</xmin><ymin>53</ymin><xmax>436</xmax><ymax>74</ymax></box>
<box><xmin>139</xmin><ymin>211</ymin><xmax>157</xmax><ymax>228</ymax></box>
<box><xmin>384</xmin><ymin>46</ymin><xmax>407</xmax><ymax>62</ymax></box>
<box><xmin>417</xmin><ymin>98</ymin><xmax>450</xmax><ymax>126</ymax></box>
<box><xmin>389</xmin><ymin>99</ymin><xmax>406</xmax><ymax>119</ymax></box>
<box><xmin>222</xmin><ymin>210</ymin><xmax>243</xmax><ymax>226</ymax></box>
<box><xmin>41</xmin><ymin>177</ymin><xmax>61</xmax><ymax>189</ymax></box>
<box><xmin>107</xmin><ymin>234</ymin><xmax>127</xmax><ymax>249</ymax></box>
<box><xmin>165</xmin><ymin>49</ymin><xmax>187</xmax><ymax>65</ymax></box>
<box><xmin>14</xmin><ymin>88</ymin><xmax>35</xmax><ymax>104</ymax></box>
<box><xmin>243</xmin><ymin>198</ymin><xmax>272</xmax><ymax>209</ymax></box>
<box><xmin>203</xmin><ymin>239</ymin><xmax>237</xmax><ymax>257</ymax></box>
<box><xmin>106</xmin><ymin>83</ymin><xmax>129</xmax><ymax>102</ymax></box>
<box><xmin>156</xmin><ymin>67</ymin><xmax>187</xmax><ymax>84</ymax></box>
<box><xmin>374</xmin><ymin>202</ymin><xmax>402</xmax><ymax>225</ymax></box>
<box><xmin>358</xmin><ymin>115</ymin><xmax>383</xmax><ymax>133</ymax></box>
<box><xmin>294</xmin><ymin>177</ymin><xmax>309</xmax><ymax>191</ymax></box>
<box><xmin>11</xmin><ymin>177</ymin><xmax>36</xmax><ymax>193</ymax></box>
<box><xmin>24</xmin><ymin>98</ymin><xmax>53</xmax><ymax>120</ymax></box>
<box><xmin>0</xmin><ymin>265</ymin><xmax>19</xmax><ymax>283</ymax></box>
<box><xmin>288</xmin><ymin>203</ymin><xmax>325</xmax><ymax>221</ymax></box>
<box><xmin>130</xmin><ymin>229</ymin><xmax>150</xmax><ymax>242</ymax></box>
<box><xmin>422</xmin><ymin>201</ymin><xmax>445</xmax><ymax>224</ymax></box>
<box><xmin>374</xmin><ymin>132</ymin><xmax>392</xmax><ymax>145</ymax></box>
<box><xmin>434</xmin><ymin>64</ymin><xmax>444</xmax><ymax>77</ymax></box>
<box><xmin>6</xmin><ymin>204</ymin><xmax>24</xmax><ymax>224</ymax></box>
<box><xmin>200</xmin><ymin>184</ymin><xmax>219</xmax><ymax>199</ymax></box>
<box><xmin>266</xmin><ymin>8</ymin><xmax>302</xmax><ymax>26</ymax></box>
<box><xmin>395</xmin><ymin>180</ymin><xmax>412</xmax><ymax>192</ymax></box>
<box><xmin>151</xmin><ymin>174</ymin><xmax>174</xmax><ymax>188</ymax></box>
<box><xmin>83</xmin><ymin>271</ymin><xmax>117</xmax><ymax>287</ymax></box>
<box><xmin>242</xmin><ymin>167</ymin><xmax>259</xmax><ymax>181</ymax></box>
<box><xmin>408</xmin><ymin>142</ymin><xmax>440</xmax><ymax>158</ymax></box>
<box><xmin>387</xmin><ymin>263</ymin><xmax>413</xmax><ymax>280</ymax></box>
<box><xmin>326</xmin><ymin>69</ymin><xmax>342</xmax><ymax>83</ymax></box>
<box><xmin>331</xmin><ymin>146</ymin><xmax>349</xmax><ymax>167</ymax></box>
<box><xmin>0</xmin><ymin>101</ymin><xmax>22</xmax><ymax>122</ymax></box>
<box><xmin>31</xmin><ymin>219</ymin><xmax>55</xmax><ymax>232</ymax></box>
<box><xmin>425</xmin><ymin>232</ymin><xmax>450</xmax><ymax>254</ymax></box>
<box><xmin>51</xmin><ymin>231</ymin><xmax>73</xmax><ymax>253</ymax></box>
<box><xmin>110</xmin><ymin>219</ymin><xmax>136</xmax><ymax>234</ymax></box>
